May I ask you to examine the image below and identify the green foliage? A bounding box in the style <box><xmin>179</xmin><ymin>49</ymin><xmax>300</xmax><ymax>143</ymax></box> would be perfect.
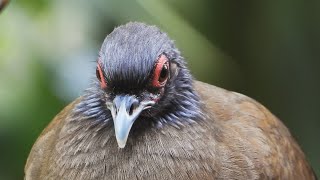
<box><xmin>15</xmin><ymin>0</ymin><xmax>50</xmax><ymax>15</ymax></box>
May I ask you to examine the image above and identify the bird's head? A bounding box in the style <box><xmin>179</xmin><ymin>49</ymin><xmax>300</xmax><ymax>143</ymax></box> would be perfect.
<box><xmin>74</xmin><ymin>22</ymin><xmax>202</xmax><ymax>148</ymax></box>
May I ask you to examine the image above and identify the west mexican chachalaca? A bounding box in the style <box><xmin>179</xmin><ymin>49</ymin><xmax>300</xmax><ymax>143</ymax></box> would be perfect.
<box><xmin>25</xmin><ymin>22</ymin><xmax>317</xmax><ymax>180</ymax></box>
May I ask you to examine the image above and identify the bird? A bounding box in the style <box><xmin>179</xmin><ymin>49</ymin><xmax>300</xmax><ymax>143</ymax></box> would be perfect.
<box><xmin>25</xmin><ymin>22</ymin><xmax>317</xmax><ymax>180</ymax></box>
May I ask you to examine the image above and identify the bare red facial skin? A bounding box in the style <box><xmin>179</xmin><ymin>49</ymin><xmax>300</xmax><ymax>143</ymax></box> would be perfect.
<box><xmin>97</xmin><ymin>62</ymin><xmax>107</xmax><ymax>89</ymax></box>
<box><xmin>152</xmin><ymin>54</ymin><xmax>169</xmax><ymax>88</ymax></box>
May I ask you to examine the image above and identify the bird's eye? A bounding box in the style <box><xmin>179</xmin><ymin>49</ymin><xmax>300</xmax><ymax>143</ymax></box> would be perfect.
<box><xmin>96</xmin><ymin>68</ymin><xmax>101</xmax><ymax>82</ymax></box>
<box><xmin>159</xmin><ymin>64</ymin><xmax>169</xmax><ymax>83</ymax></box>
<box><xmin>96</xmin><ymin>62</ymin><xmax>107</xmax><ymax>89</ymax></box>
<box><xmin>152</xmin><ymin>54</ymin><xmax>169</xmax><ymax>88</ymax></box>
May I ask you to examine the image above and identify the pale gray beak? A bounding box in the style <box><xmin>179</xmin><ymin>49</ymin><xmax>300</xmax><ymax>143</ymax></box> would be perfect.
<box><xmin>107</xmin><ymin>95</ymin><xmax>154</xmax><ymax>148</ymax></box>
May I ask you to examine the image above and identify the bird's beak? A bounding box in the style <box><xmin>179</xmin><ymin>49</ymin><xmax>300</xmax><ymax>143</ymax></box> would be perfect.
<box><xmin>107</xmin><ymin>95</ymin><xmax>154</xmax><ymax>148</ymax></box>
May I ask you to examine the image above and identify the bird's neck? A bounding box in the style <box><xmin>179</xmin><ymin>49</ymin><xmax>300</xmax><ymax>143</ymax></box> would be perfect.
<box><xmin>155</xmin><ymin>67</ymin><xmax>204</xmax><ymax>128</ymax></box>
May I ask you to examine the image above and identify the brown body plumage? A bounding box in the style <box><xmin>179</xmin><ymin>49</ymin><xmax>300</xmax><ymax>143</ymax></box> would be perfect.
<box><xmin>25</xmin><ymin>81</ymin><xmax>315</xmax><ymax>179</ymax></box>
<box><xmin>25</xmin><ymin>22</ymin><xmax>316</xmax><ymax>179</ymax></box>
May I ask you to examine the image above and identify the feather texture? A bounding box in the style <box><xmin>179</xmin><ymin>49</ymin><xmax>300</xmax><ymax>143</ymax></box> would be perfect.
<box><xmin>25</xmin><ymin>22</ymin><xmax>316</xmax><ymax>180</ymax></box>
<box><xmin>25</xmin><ymin>81</ymin><xmax>316</xmax><ymax>179</ymax></box>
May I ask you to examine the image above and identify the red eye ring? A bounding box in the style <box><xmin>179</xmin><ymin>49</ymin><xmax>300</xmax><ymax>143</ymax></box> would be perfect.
<box><xmin>96</xmin><ymin>62</ymin><xmax>107</xmax><ymax>89</ymax></box>
<box><xmin>152</xmin><ymin>54</ymin><xmax>170</xmax><ymax>88</ymax></box>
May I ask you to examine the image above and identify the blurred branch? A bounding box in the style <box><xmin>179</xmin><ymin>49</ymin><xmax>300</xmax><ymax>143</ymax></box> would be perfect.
<box><xmin>136</xmin><ymin>0</ymin><xmax>242</xmax><ymax>84</ymax></box>
<box><xmin>0</xmin><ymin>0</ymin><xmax>9</xmax><ymax>13</ymax></box>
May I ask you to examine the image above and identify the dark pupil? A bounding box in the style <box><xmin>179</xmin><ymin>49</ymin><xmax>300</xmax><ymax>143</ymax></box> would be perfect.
<box><xmin>96</xmin><ymin>68</ymin><xmax>101</xmax><ymax>82</ymax></box>
<box><xmin>159</xmin><ymin>65</ymin><xmax>168</xmax><ymax>82</ymax></box>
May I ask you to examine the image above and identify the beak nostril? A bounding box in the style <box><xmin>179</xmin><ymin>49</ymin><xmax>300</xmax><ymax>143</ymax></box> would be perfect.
<box><xmin>129</xmin><ymin>106</ymin><xmax>134</xmax><ymax>116</ymax></box>
<box><xmin>129</xmin><ymin>101</ymin><xmax>139</xmax><ymax>116</ymax></box>
<box><xmin>114</xmin><ymin>105</ymin><xmax>117</xmax><ymax>115</ymax></box>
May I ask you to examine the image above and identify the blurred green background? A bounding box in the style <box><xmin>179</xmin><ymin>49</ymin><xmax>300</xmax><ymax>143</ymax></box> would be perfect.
<box><xmin>0</xmin><ymin>0</ymin><xmax>319</xmax><ymax>179</ymax></box>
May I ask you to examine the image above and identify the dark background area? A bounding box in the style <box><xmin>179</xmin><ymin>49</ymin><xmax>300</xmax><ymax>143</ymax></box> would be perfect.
<box><xmin>0</xmin><ymin>0</ymin><xmax>319</xmax><ymax>179</ymax></box>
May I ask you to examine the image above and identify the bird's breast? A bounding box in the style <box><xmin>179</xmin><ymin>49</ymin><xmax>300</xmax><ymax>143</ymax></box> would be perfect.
<box><xmin>49</xmin><ymin>115</ymin><xmax>225</xmax><ymax>179</ymax></box>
